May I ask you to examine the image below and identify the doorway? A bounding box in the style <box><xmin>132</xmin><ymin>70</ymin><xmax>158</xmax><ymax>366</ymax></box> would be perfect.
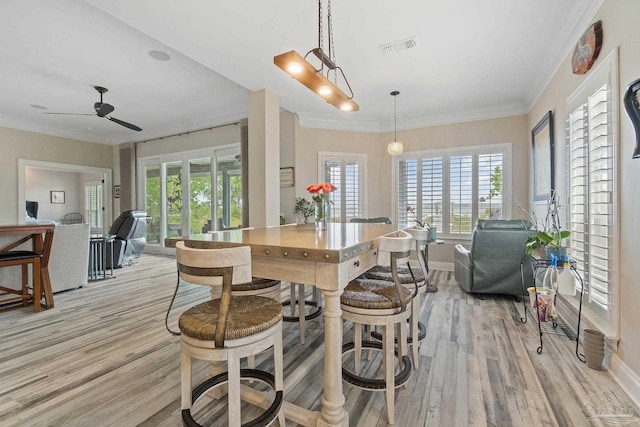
<box><xmin>18</xmin><ymin>159</ymin><xmax>112</xmax><ymax>233</ymax></box>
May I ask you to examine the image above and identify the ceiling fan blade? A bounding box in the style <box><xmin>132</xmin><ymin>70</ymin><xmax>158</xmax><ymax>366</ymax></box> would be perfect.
<box><xmin>44</xmin><ymin>112</ymin><xmax>94</xmax><ymax>116</ymax></box>
<box><xmin>94</xmin><ymin>102</ymin><xmax>115</xmax><ymax>117</ymax></box>
<box><xmin>108</xmin><ymin>116</ymin><xmax>142</xmax><ymax>131</ymax></box>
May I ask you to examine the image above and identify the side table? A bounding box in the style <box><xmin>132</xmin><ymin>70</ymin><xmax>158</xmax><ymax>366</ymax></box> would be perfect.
<box><xmin>88</xmin><ymin>235</ymin><xmax>115</xmax><ymax>281</ymax></box>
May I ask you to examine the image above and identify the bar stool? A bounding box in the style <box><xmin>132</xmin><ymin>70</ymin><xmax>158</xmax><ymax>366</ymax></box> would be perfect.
<box><xmin>282</xmin><ymin>282</ymin><xmax>322</xmax><ymax>344</ymax></box>
<box><xmin>363</xmin><ymin>226</ymin><xmax>430</xmax><ymax>366</ymax></box>
<box><xmin>173</xmin><ymin>242</ymin><xmax>284</xmax><ymax>427</ymax></box>
<box><xmin>341</xmin><ymin>230</ymin><xmax>418</xmax><ymax>425</ymax></box>
<box><xmin>0</xmin><ymin>250</ymin><xmax>42</xmax><ymax>312</ymax></box>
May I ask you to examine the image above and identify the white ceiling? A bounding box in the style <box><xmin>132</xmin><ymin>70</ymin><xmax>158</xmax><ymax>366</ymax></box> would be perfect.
<box><xmin>0</xmin><ymin>0</ymin><xmax>603</xmax><ymax>145</ymax></box>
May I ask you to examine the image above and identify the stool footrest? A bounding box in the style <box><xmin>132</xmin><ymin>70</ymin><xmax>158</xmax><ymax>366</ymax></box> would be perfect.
<box><xmin>183</xmin><ymin>369</ymin><xmax>283</xmax><ymax>427</ymax></box>
<box><xmin>281</xmin><ymin>299</ymin><xmax>323</xmax><ymax>322</ymax></box>
<box><xmin>370</xmin><ymin>321</ymin><xmax>426</xmax><ymax>344</ymax></box>
<box><xmin>342</xmin><ymin>341</ymin><xmax>412</xmax><ymax>390</ymax></box>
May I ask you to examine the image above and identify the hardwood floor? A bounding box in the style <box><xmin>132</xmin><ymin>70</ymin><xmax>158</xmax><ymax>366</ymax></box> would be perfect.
<box><xmin>0</xmin><ymin>254</ymin><xmax>637</xmax><ymax>426</ymax></box>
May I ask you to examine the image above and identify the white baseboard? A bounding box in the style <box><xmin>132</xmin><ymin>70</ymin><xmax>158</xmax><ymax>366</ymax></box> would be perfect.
<box><xmin>430</xmin><ymin>261</ymin><xmax>454</xmax><ymax>272</ymax></box>
<box><xmin>608</xmin><ymin>353</ymin><xmax>640</xmax><ymax>409</ymax></box>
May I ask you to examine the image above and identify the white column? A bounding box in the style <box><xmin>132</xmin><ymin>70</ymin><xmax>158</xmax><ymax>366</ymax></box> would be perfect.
<box><xmin>248</xmin><ymin>90</ymin><xmax>280</xmax><ymax>228</ymax></box>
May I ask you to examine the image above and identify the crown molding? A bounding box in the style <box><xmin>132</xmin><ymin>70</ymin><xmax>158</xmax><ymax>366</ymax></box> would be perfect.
<box><xmin>0</xmin><ymin>107</ymin><xmax>249</xmax><ymax>146</ymax></box>
<box><xmin>298</xmin><ymin>102</ymin><xmax>529</xmax><ymax>133</ymax></box>
<box><xmin>0</xmin><ymin>113</ymin><xmax>112</xmax><ymax>144</ymax></box>
<box><xmin>526</xmin><ymin>0</ymin><xmax>605</xmax><ymax>111</ymax></box>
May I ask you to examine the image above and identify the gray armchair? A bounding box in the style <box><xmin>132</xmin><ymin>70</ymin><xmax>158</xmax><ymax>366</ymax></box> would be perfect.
<box><xmin>454</xmin><ymin>220</ymin><xmax>534</xmax><ymax>296</ymax></box>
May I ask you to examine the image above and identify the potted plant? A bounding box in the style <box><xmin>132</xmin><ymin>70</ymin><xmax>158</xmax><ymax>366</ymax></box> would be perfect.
<box><xmin>293</xmin><ymin>197</ymin><xmax>315</xmax><ymax>224</ymax></box>
<box><xmin>519</xmin><ymin>190</ymin><xmax>571</xmax><ymax>259</ymax></box>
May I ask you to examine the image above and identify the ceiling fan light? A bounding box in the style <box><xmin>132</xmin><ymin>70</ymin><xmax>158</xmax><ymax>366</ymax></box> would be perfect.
<box><xmin>340</xmin><ymin>103</ymin><xmax>353</xmax><ymax>112</ymax></box>
<box><xmin>387</xmin><ymin>141</ymin><xmax>404</xmax><ymax>155</ymax></box>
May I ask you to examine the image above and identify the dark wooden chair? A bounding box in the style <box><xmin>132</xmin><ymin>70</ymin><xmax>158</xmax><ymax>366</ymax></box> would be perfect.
<box><xmin>0</xmin><ymin>245</ymin><xmax>42</xmax><ymax>312</ymax></box>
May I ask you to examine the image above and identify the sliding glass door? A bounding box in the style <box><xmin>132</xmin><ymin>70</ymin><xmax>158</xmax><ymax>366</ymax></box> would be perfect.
<box><xmin>139</xmin><ymin>146</ymin><xmax>242</xmax><ymax>250</ymax></box>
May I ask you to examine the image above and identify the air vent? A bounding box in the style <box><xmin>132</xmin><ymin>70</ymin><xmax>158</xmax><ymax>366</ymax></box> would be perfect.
<box><xmin>380</xmin><ymin>36</ymin><xmax>418</xmax><ymax>55</ymax></box>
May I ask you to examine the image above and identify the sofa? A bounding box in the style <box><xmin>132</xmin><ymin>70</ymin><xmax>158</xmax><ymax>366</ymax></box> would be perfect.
<box><xmin>454</xmin><ymin>219</ymin><xmax>534</xmax><ymax>296</ymax></box>
<box><xmin>0</xmin><ymin>223</ymin><xmax>90</xmax><ymax>295</ymax></box>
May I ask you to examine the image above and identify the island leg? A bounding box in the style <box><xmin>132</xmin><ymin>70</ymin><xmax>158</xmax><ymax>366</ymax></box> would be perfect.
<box><xmin>317</xmin><ymin>289</ymin><xmax>349</xmax><ymax>427</ymax></box>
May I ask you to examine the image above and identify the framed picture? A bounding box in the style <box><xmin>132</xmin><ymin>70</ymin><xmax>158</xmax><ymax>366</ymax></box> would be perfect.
<box><xmin>532</xmin><ymin>111</ymin><xmax>554</xmax><ymax>202</ymax></box>
<box><xmin>279</xmin><ymin>167</ymin><xmax>294</xmax><ymax>188</ymax></box>
<box><xmin>114</xmin><ymin>185</ymin><xmax>121</xmax><ymax>199</ymax></box>
<box><xmin>50</xmin><ymin>190</ymin><xmax>65</xmax><ymax>204</ymax></box>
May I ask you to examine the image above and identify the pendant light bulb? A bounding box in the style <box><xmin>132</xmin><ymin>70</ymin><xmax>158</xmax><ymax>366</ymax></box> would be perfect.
<box><xmin>387</xmin><ymin>91</ymin><xmax>404</xmax><ymax>155</ymax></box>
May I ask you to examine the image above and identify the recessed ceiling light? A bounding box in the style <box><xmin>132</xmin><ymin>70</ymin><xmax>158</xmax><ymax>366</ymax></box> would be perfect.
<box><xmin>30</xmin><ymin>104</ymin><xmax>48</xmax><ymax>110</ymax></box>
<box><xmin>148</xmin><ymin>50</ymin><xmax>171</xmax><ymax>61</ymax></box>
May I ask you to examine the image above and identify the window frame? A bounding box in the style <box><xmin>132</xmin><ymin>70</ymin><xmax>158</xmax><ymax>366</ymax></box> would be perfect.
<box><xmin>392</xmin><ymin>143</ymin><xmax>512</xmax><ymax>238</ymax></box>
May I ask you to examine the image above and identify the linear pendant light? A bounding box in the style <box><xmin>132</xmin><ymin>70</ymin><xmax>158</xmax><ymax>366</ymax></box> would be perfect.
<box><xmin>387</xmin><ymin>91</ymin><xmax>403</xmax><ymax>155</ymax></box>
<box><xmin>274</xmin><ymin>0</ymin><xmax>358</xmax><ymax>112</ymax></box>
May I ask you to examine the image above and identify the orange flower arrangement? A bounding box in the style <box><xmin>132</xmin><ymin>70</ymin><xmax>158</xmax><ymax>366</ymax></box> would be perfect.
<box><xmin>306</xmin><ymin>182</ymin><xmax>336</xmax><ymax>223</ymax></box>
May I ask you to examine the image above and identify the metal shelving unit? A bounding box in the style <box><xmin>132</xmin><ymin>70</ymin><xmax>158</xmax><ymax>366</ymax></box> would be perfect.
<box><xmin>520</xmin><ymin>256</ymin><xmax>586</xmax><ymax>362</ymax></box>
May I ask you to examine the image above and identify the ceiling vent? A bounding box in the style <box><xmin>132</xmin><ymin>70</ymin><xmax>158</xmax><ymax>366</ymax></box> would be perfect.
<box><xmin>380</xmin><ymin>36</ymin><xmax>418</xmax><ymax>55</ymax></box>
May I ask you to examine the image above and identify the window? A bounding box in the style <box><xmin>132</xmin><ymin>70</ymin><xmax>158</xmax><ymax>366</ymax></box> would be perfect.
<box><xmin>318</xmin><ymin>152</ymin><xmax>366</xmax><ymax>222</ymax></box>
<box><xmin>566</xmin><ymin>49</ymin><xmax>618</xmax><ymax>336</ymax></box>
<box><xmin>85</xmin><ymin>181</ymin><xmax>103</xmax><ymax>230</ymax></box>
<box><xmin>394</xmin><ymin>144</ymin><xmax>511</xmax><ymax>236</ymax></box>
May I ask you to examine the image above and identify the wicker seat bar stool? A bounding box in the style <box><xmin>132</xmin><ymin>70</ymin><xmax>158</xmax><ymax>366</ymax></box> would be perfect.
<box><xmin>170</xmin><ymin>242</ymin><xmax>284</xmax><ymax>427</ymax></box>
<box><xmin>364</xmin><ymin>226</ymin><xmax>431</xmax><ymax>366</ymax></box>
<box><xmin>341</xmin><ymin>230</ymin><xmax>419</xmax><ymax>425</ymax></box>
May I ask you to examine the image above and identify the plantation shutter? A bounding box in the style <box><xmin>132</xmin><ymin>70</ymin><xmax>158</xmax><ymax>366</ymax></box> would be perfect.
<box><xmin>397</xmin><ymin>159</ymin><xmax>418</xmax><ymax>227</ymax></box>
<box><xmin>568</xmin><ymin>83</ymin><xmax>614</xmax><ymax>310</ymax></box>
<box><xmin>477</xmin><ymin>153</ymin><xmax>504</xmax><ymax>220</ymax></box>
<box><xmin>421</xmin><ymin>158</ymin><xmax>443</xmax><ymax>230</ymax></box>
<box><xmin>449</xmin><ymin>155</ymin><xmax>473</xmax><ymax>233</ymax></box>
<box><xmin>319</xmin><ymin>153</ymin><xmax>366</xmax><ymax>222</ymax></box>
<box><xmin>85</xmin><ymin>182</ymin><xmax>103</xmax><ymax>229</ymax></box>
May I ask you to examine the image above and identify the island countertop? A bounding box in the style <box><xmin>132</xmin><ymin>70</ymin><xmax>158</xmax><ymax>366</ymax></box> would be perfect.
<box><xmin>165</xmin><ymin>222</ymin><xmax>398</xmax><ymax>263</ymax></box>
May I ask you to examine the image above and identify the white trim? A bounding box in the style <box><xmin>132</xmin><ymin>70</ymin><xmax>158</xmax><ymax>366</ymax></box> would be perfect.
<box><xmin>18</xmin><ymin>159</ymin><xmax>112</xmax><ymax>233</ymax></box>
<box><xmin>608</xmin><ymin>353</ymin><xmax>640</xmax><ymax>409</ymax></box>
<box><xmin>298</xmin><ymin>103</ymin><xmax>531</xmax><ymax>134</ymax></box>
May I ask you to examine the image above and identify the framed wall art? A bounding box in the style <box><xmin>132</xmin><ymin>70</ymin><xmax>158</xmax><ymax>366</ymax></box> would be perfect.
<box><xmin>280</xmin><ymin>167</ymin><xmax>294</xmax><ymax>188</ymax></box>
<box><xmin>532</xmin><ymin>111</ymin><xmax>554</xmax><ymax>203</ymax></box>
<box><xmin>50</xmin><ymin>190</ymin><xmax>65</xmax><ymax>204</ymax></box>
<box><xmin>114</xmin><ymin>185</ymin><xmax>121</xmax><ymax>198</ymax></box>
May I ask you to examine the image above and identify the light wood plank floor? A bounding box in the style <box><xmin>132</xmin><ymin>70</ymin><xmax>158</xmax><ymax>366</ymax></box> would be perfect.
<box><xmin>0</xmin><ymin>254</ymin><xmax>638</xmax><ymax>426</ymax></box>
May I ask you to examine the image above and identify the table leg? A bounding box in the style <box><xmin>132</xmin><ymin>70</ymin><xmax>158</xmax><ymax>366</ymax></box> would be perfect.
<box><xmin>317</xmin><ymin>289</ymin><xmax>348</xmax><ymax>427</ymax></box>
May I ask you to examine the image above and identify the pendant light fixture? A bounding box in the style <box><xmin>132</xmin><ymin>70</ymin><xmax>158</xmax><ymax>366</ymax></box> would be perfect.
<box><xmin>387</xmin><ymin>91</ymin><xmax>404</xmax><ymax>155</ymax></box>
<box><xmin>274</xmin><ymin>0</ymin><xmax>358</xmax><ymax>112</ymax></box>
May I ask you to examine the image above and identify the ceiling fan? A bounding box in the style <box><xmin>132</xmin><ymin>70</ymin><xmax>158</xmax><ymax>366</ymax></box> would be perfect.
<box><xmin>45</xmin><ymin>86</ymin><xmax>142</xmax><ymax>131</ymax></box>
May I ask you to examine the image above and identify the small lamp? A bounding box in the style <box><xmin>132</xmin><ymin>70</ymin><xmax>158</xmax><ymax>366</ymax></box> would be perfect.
<box><xmin>387</xmin><ymin>91</ymin><xmax>404</xmax><ymax>155</ymax></box>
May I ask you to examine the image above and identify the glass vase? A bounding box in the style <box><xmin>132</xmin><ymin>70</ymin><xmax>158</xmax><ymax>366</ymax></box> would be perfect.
<box><xmin>315</xmin><ymin>197</ymin><xmax>330</xmax><ymax>230</ymax></box>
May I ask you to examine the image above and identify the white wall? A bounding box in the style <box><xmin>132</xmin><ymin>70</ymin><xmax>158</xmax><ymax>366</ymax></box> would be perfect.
<box><xmin>0</xmin><ymin>126</ymin><xmax>114</xmax><ymax>224</ymax></box>
<box><xmin>25</xmin><ymin>168</ymin><xmax>81</xmax><ymax>221</ymax></box>
<box><xmin>528</xmin><ymin>0</ymin><xmax>640</xmax><ymax>400</ymax></box>
<box><xmin>294</xmin><ymin>114</ymin><xmax>531</xmax><ymax>264</ymax></box>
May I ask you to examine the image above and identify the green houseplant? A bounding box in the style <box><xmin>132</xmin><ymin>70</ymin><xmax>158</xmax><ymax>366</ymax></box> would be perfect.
<box><xmin>293</xmin><ymin>197</ymin><xmax>315</xmax><ymax>224</ymax></box>
<box><xmin>519</xmin><ymin>190</ymin><xmax>571</xmax><ymax>258</ymax></box>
